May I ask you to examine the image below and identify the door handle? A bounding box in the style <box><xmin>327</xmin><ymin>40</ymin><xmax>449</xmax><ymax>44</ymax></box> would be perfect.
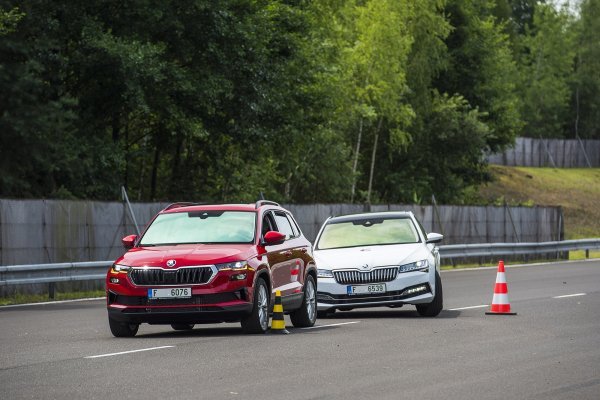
<box><xmin>300</xmin><ymin>248</ymin><xmax>308</xmax><ymax>253</ymax></box>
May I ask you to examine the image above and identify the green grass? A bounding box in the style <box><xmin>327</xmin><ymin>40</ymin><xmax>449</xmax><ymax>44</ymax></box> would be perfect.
<box><xmin>476</xmin><ymin>166</ymin><xmax>600</xmax><ymax>239</ymax></box>
<box><xmin>0</xmin><ymin>290</ymin><xmax>105</xmax><ymax>306</ymax></box>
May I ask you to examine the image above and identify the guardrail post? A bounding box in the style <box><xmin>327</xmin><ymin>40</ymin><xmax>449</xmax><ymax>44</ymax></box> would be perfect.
<box><xmin>49</xmin><ymin>282</ymin><xmax>55</xmax><ymax>300</ymax></box>
<box><xmin>586</xmin><ymin>249</ymin><xmax>589</xmax><ymax>259</ymax></box>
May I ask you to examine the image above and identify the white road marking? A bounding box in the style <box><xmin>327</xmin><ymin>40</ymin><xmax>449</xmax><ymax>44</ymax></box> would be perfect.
<box><xmin>448</xmin><ymin>305</ymin><xmax>489</xmax><ymax>311</ymax></box>
<box><xmin>85</xmin><ymin>346</ymin><xmax>174</xmax><ymax>359</ymax></box>
<box><xmin>300</xmin><ymin>321</ymin><xmax>361</xmax><ymax>330</ymax></box>
<box><xmin>0</xmin><ymin>297</ymin><xmax>106</xmax><ymax>309</ymax></box>
<box><xmin>553</xmin><ymin>293</ymin><xmax>586</xmax><ymax>299</ymax></box>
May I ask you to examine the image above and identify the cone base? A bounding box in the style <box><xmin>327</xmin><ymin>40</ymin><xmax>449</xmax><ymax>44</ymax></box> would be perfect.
<box><xmin>485</xmin><ymin>311</ymin><xmax>517</xmax><ymax>315</ymax></box>
<box><xmin>269</xmin><ymin>328</ymin><xmax>290</xmax><ymax>334</ymax></box>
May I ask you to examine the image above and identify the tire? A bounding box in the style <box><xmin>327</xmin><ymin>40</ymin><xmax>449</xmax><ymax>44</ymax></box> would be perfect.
<box><xmin>241</xmin><ymin>278</ymin><xmax>269</xmax><ymax>334</ymax></box>
<box><xmin>171</xmin><ymin>323</ymin><xmax>194</xmax><ymax>331</ymax></box>
<box><xmin>416</xmin><ymin>271</ymin><xmax>443</xmax><ymax>317</ymax></box>
<box><xmin>290</xmin><ymin>275</ymin><xmax>317</xmax><ymax>328</ymax></box>
<box><xmin>109</xmin><ymin>316</ymin><xmax>139</xmax><ymax>337</ymax></box>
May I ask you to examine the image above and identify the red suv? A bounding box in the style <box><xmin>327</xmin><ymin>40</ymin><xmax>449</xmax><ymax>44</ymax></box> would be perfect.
<box><xmin>106</xmin><ymin>201</ymin><xmax>317</xmax><ymax>336</ymax></box>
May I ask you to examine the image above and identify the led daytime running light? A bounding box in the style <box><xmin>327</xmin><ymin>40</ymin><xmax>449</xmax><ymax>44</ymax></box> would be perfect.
<box><xmin>317</xmin><ymin>269</ymin><xmax>334</xmax><ymax>278</ymax></box>
<box><xmin>215</xmin><ymin>261</ymin><xmax>251</xmax><ymax>271</ymax></box>
<box><xmin>112</xmin><ymin>264</ymin><xmax>131</xmax><ymax>273</ymax></box>
<box><xmin>399</xmin><ymin>260</ymin><xmax>429</xmax><ymax>273</ymax></box>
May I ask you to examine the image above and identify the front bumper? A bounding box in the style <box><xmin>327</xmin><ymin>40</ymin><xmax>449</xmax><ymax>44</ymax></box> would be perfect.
<box><xmin>317</xmin><ymin>271</ymin><xmax>435</xmax><ymax>311</ymax></box>
<box><xmin>106</xmin><ymin>268</ymin><xmax>256</xmax><ymax>324</ymax></box>
<box><xmin>107</xmin><ymin>290</ymin><xmax>254</xmax><ymax>324</ymax></box>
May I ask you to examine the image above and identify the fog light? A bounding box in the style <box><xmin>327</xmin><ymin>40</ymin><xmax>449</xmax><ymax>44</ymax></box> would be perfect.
<box><xmin>110</xmin><ymin>277</ymin><xmax>120</xmax><ymax>284</ymax></box>
<box><xmin>403</xmin><ymin>285</ymin><xmax>428</xmax><ymax>296</ymax></box>
<box><xmin>230</xmin><ymin>273</ymin><xmax>247</xmax><ymax>281</ymax></box>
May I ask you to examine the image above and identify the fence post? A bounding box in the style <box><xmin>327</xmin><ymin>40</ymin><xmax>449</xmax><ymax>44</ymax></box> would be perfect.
<box><xmin>576</xmin><ymin>135</ymin><xmax>592</xmax><ymax>168</ymax></box>
<box><xmin>48</xmin><ymin>282</ymin><xmax>55</xmax><ymax>300</ymax></box>
<box><xmin>121</xmin><ymin>186</ymin><xmax>141</xmax><ymax>236</ymax></box>
<box><xmin>504</xmin><ymin>202</ymin><xmax>520</xmax><ymax>243</ymax></box>
<box><xmin>539</xmin><ymin>135</ymin><xmax>557</xmax><ymax>168</ymax></box>
<box><xmin>431</xmin><ymin>195</ymin><xmax>445</xmax><ymax>238</ymax></box>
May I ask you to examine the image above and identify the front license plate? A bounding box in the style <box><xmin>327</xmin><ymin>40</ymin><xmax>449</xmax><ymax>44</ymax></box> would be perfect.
<box><xmin>347</xmin><ymin>284</ymin><xmax>386</xmax><ymax>295</ymax></box>
<box><xmin>148</xmin><ymin>288</ymin><xmax>191</xmax><ymax>299</ymax></box>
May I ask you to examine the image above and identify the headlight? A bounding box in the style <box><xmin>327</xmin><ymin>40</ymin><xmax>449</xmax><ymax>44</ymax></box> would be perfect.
<box><xmin>317</xmin><ymin>269</ymin><xmax>334</xmax><ymax>278</ymax></box>
<box><xmin>111</xmin><ymin>264</ymin><xmax>131</xmax><ymax>273</ymax></box>
<box><xmin>215</xmin><ymin>261</ymin><xmax>250</xmax><ymax>271</ymax></box>
<box><xmin>399</xmin><ymin>260</ymin><xmax>429</xmax><ymax>273</ymax></box>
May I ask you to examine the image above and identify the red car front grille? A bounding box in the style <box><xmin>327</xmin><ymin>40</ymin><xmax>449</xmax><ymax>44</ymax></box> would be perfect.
<box><xmin>129</xmin><ymin>267</ymin><xmax>213</xmax><ymax>286</ymax></box>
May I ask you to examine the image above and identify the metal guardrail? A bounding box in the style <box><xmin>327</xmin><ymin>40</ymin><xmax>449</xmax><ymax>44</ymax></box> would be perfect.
<box><xmin>438</xmin><ymin>238</ymin><xmax>600</xmax><ymax>259</ymax></box>
<box><xmin>0</xmin><ymin>239</ymin><xmax>598</xmax><ymax>298</ymax></box>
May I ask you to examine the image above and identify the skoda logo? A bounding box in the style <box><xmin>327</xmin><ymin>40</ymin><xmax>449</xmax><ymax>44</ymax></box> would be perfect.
<box><xmin>166</xmin><ymin>259</ymin><xmax>176</xmax><ymax>268</ymax></box>
<box><xmin>361</xmin><ymin>264</ymin><xmax>369</xmax><ymax>270</ymax></box>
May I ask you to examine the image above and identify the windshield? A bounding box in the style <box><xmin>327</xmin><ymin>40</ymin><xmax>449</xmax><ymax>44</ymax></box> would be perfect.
<box><xmin>139</xmin><ymin>211</ymin><xmax>256</xmax><ymax>246</ymax></box>
<box><xmin>316</xmin><ymin>217</ymin><xmax>420</xmax><ymax>250</ymax></box>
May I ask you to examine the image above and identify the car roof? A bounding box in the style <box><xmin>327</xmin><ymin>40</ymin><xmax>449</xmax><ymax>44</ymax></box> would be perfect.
<box><xmin>160</xmin><ymin>201</ymin><xmax>284</xmax><ymax>214</ymax></box>
<box><xmin>327</xmin><ymin>211</ymin><xmax>414</xmax><ymax>224</ymax></box>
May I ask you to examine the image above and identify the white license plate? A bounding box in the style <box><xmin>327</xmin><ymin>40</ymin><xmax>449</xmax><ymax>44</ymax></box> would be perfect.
<box><xmin>148</xmin><ymin>288</ymin><xmax>191</xmax><ymax>299</ymax></box>
<box><xmin>347</xmin><ymin>284</ymin><xmax>386</xmax><ymax>295</ymax></box>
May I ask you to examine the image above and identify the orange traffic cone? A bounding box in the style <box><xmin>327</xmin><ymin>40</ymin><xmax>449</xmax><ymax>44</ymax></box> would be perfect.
<box><xmin>486</xmin><ymin>260</ymin><xmax>517</xmax><ymax>315</ymax></box>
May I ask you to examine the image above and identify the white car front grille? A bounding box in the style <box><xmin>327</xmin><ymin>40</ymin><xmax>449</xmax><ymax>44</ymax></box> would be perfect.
<box><xmin>333</xmin><ymin>267</ymin><xmax>398</xmax><ymax>284</ymax></box>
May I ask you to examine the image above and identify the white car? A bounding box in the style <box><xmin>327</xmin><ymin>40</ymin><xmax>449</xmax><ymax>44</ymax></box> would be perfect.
<box><xmin>313</xmin><ymin>211</ymin><xmax>443</xmax><ymax>317</ymax></box>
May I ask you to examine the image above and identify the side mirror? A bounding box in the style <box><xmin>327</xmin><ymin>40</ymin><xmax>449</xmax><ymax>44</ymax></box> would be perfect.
<box><xmin>122</xmin><ymin>234</ymin><xmax>138</xmax><ymax>249</ymax></box>
<box><xmin>263</xmin><ymin>231</ymin><xmax>286</xmax><ymax>246</ymax></box>
<box><xmin>426</xmin><ymin>233</ymin><xmax>443</xmax><ymax>244</ymax></box>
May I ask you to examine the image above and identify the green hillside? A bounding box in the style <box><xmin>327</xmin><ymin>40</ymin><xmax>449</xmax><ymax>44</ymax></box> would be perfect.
<box><xmin>475</xmin><ymin>166</ymin><xmax>600</xmax><ymax>239</ymax></box>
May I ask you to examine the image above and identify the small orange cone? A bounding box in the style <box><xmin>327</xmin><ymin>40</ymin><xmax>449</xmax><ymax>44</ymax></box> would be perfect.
<box><xmin>486</xmin><ymin>260</ymin><xmax>517</xmax><ymax>315</ymax></box>
<box><xmin>270</xmin><ymin>290</ymin><xmax>290</xmax><ymax>334</ymax></box>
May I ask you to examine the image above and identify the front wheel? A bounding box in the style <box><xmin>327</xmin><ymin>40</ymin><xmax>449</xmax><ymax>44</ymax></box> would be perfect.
<box><xmin>109</xmin><ymin>316</ymin><xmax>139</xmax><ymax>337</ymax></box>
<box><xmin>416</xmin><ymin>271</ymin><xmax>443</xmax><ymax>317</ymax></box>
<box><xmin>241</xmin><ymin>278</ymin><xmax>269</xmax><ymax>334</ymax></box>
<box><xmin>290</xmin><ymin>275</ymin><xmax>317</xmax><ymax>328</ymax></box>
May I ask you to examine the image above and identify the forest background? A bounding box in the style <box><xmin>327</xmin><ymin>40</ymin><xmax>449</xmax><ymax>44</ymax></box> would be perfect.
<box><xmin>1</xmin><ymin>0</ymin><xmax>599</xmax><ymax>205</ymax></box>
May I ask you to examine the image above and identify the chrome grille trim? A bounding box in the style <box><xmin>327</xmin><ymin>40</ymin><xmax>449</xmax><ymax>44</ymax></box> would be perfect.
<box><xmin>333</xmin><ymin>267</ymin><xmax>399</xmax><ymax>284</ymax></box>
<box><xmin>128</xmin><ymin>265</ymin><xmax>216</xmax><ymax>286</ymax></box>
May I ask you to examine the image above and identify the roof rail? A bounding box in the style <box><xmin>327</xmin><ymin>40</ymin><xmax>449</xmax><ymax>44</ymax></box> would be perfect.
<box><xmin>162</xmin><ymin>202</ymin><xmax>202</xmax><ymax>211</ymax></box>
<box><xmin>255</xmin><ymin>200</ymin><xmax>280</xmax><ymax>209</ymax></box>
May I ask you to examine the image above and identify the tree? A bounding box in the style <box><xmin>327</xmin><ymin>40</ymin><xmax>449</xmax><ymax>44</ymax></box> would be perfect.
<box><xmin>517</xmin><ymin>3</ymin><xmax>576</xmax><ymax>138</ymax></box>
<box><xmin>570</xmin><ymin>0</ymin><xmax>600</xmax><ymax>139</ymax></box>
<box><xmin>436</xmin><ymin>0</ymin><xmax>521</xmax><ymax>152</ymax></box>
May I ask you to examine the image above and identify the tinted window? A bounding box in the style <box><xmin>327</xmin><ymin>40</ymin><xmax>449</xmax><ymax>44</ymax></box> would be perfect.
<box><xmin>274</xmin><ymin>212</ymin><xmax>295</xmax><ymax>239</ymax></box>
<box><xmin>288</xmin><ymin>214</ymin><xmax>300</xmax><ymax>237</ymax></box>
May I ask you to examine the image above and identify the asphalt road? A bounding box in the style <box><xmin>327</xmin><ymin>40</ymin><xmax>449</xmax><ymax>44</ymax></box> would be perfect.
<box><xmin>1</xmin><ymin>260</ymin><xmax>599</xmax><ymax>400</ymax></box>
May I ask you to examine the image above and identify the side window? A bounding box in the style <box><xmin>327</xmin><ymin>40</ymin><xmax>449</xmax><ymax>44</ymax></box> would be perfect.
<box><xmin>273</xmin><ymin>212</ymin><xmax>295</xmax><ymax>239</ymax></box>
<box><xmin>262</xmin><ymin>212</ymin><xmax>276</xmax><ymax>238</ymax></box>
<box><xmin>288</xmin><ymin>214</ymin><xmax>301</xmax><ymax>237</ymax></box>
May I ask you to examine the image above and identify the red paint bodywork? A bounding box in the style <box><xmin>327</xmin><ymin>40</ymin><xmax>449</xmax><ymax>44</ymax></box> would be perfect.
<box><xmin>106</xmin><ymin>203</ymin><xmax>316</xmax><ymax>326</ymax></box>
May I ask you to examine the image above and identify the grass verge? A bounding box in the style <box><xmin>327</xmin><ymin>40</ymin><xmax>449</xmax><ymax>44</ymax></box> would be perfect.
<box><xmin>475</xmin><ymin>166</ymin><xmax>600</xmax><ymax>239</ymax></box>
<box><xmin>0</xmin><ymin>290</ymin><xmax>105</xmax><ymax>306</ymax></box>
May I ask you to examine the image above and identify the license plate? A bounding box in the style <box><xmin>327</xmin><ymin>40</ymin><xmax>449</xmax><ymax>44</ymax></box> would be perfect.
<box><xmin>347</xmin><ymin>284</ymin><xmax>386</xmax><ymax>295</ymax></box>
<box><xmin>148</xmin><ymin>288</ymin><xmax>191</xmax><ymax>299</ymax></box>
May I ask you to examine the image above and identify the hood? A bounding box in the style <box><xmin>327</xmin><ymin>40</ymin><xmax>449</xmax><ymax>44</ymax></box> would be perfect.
<box><xmin>115</xmin><ymin>244</ymin><xmax>256</xmax><ymax>268</ymax></box>
<box><xmin>314</xmin><ymin>243</ymin><xmax>428</xmax><ymax>270</ymax></box>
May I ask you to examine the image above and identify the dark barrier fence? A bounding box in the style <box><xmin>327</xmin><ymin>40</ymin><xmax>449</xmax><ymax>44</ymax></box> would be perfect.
<box><xmin>0</xmin><ymin>199</ymin><xmax>563</xmax><ymax>296</ymax></box>
<box><xmin>0</xmin><ymin>199</ymin><xmax>563</xmax><ymax>265</ymax></box>
<box><xmin>487</xmin><ymin>137</ymin><xmax>600</xmax><ymax>167</ymax></box>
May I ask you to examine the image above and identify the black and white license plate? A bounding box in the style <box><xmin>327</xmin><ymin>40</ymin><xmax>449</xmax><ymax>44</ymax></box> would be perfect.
<box><xmin>148</xmin><ymin>288</ymin><xmax>191</xmax><ymax>299</ymax></box>
<box><xmin>347</xmin><ymin>284</ymin><xmax>386</xmax><ymax>295</ymax></box>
